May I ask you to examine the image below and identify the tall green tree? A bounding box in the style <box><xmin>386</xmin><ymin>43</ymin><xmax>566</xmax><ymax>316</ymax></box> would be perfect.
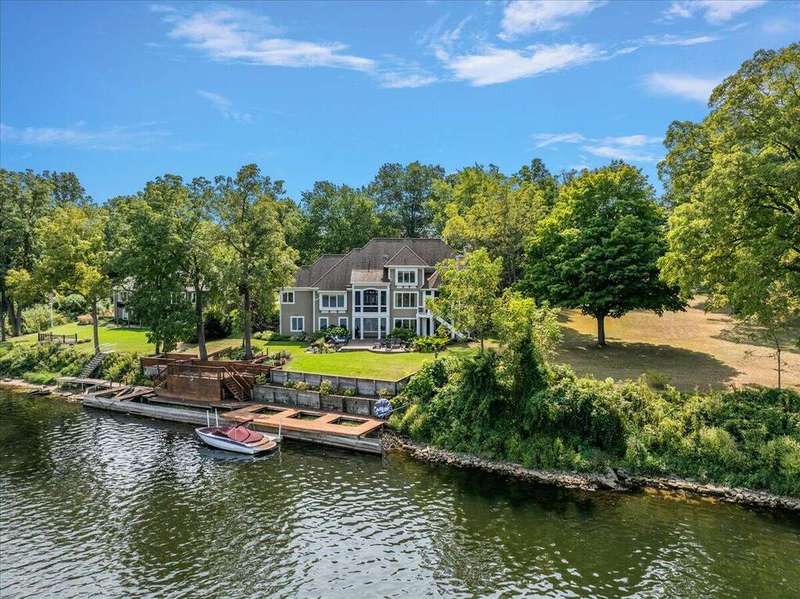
<box><xmin>524</xmin><ymin>163</ymin><xmax>685</xmax><ymax>346</ymax></box>
<box><xmin>431</xmin><ymin>164</ymin><xmax>552</xmax><ymax>285</ymax></box>
<box><xmin>34</xmin><ymin>206</ymin><xmax>110</xmax><ymax>354</ymax></box>
<box><xmin>185</xmin><ymin>178</ymin><xmax>224</xmax><ymax>360</ymax></box>
<box><xmin>212</xmin><ymin>164</ymin><xmax>297</xmax><ymax>359</ymax></box>
<box><xmin>111</xmin><ymin>176</ymin><xmax>194</xmax><ymax>354</ymax></box>
<box><xmin>295</xmin><ymin>181</ymin><xmax>380</xmax><ymax>264</ymax></box>
<box><xmin>368</xmin><ymin>161</ymin><xmax>444</xmax><ymax>237</ymax></box>
<box><xmin>659</xmin><ymin>44</ymin><xmax>800</xmax><ymax>343</ymax></box>
<box><xmin>0</xmin><ymin>170</ymin><xmax>56</xmax><ymax>338</ymax></box>
<box><xmin>430</xmin><ymin>248</ymin><xmax>502</xmax><ymax>350</ymax></box>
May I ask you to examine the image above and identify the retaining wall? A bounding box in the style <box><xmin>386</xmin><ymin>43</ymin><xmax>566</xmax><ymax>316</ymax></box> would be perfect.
<box><xmin>253</xmin><ymin>384</ymin><xmax>379</xmax><ymax>417</ymax></box>
<box><xmin>269</xmin><ymin>370</ymin><xmax>410</xmax><ymax>397</ymax></box>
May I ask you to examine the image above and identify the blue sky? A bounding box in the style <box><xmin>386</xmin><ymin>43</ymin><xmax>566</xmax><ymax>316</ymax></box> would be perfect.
<box><xmin>1</xmin><ymin>0</ymin><xmax>798</xmax><ymax>202</ymax></box>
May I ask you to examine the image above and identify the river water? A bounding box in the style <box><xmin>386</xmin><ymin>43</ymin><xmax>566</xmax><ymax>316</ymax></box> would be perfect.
<box><xmin>1</xmin><ymin>389</ymin><xmax>798</xmax><ymax>598</ymax></box>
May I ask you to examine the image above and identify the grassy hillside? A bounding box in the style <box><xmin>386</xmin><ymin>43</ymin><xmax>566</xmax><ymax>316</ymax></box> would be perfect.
<box><xmin>556</xmin><ymin>299</ymin><xmax>800</xmax><ymax>391</ymax></box>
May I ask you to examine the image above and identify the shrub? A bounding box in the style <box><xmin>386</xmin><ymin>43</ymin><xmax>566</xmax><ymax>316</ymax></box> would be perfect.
<box><xmin>0</xmin><ymin>343</ymin><xmax>89</xmax><ymax>379</ymax></box>
<box><xmin>325</xmin><ymin>326</ymin><xmax>348</xmax><ymax>339</ymax></box>
<box><xmin>98</xmin><ymin>352</ymin><xmax>146</xmax><ymax>385</ymax></box>
<box><xmin>22</xmin><ymin>304</ymin><xmax>65</xmax><ymax>333</ymax></box>
<box><xmin>53</xmin><ymin>294</ymin><xmax>87</xmax><ymax>319</ymax></box>
<box><xmin>389</xmin><ymin>327</ymin><xmax>415</xmax><ymax>342</ymax></box>
<box><xmin>269</xmin><ymin>333</ymin><xmax>292</xmax><ymax>342</ymax></box>
<box><xmin>393</xmin><ymin>345</ymin><xmax>800</xmax><ymax>495</ymax></box>
<box><xmin>284</xmin><ymin>379</ymin><xmax>297</xmax><ymax>389</ymax></box>
<box><xmin>377</xmin><ymin>387</ymin><xmax>394</xmax><ymax>399</ymax></box>
<box><xmin>23</xmin><ymin>371</ymin><xmax>58</xmax><ymax>385</ymax></box>
<box><xmin>412</xmin><ymin>336</ymin><xmax>447</xmax><ymax>353</ymax></box>
<box><xmin>254</xmin><ymin>374</ymin><xmax>268</xmax><ymax>385</ymax></box>
<box><xmin>204</xmin><ymin>309</ymin><xmax>233</xmax><ymax>341</ymax></box>
<box><xmin>319</xmin><ymin>381</ymin><xmax>334</xmax><ymax>395</ymax></box>
<box><xmin>294</xmin><ymin>381</ymin><xmax>309</xmax><ymax>391</ymax></box>
<box><xmin>642</xmin><ymin>370</ymin><xmax>671</xmax><ymax>390</ymax></box>
<box><xmin>341</xmin><ymin>387</ymin><xmax>355</xmax><ymax>397</ymax></box>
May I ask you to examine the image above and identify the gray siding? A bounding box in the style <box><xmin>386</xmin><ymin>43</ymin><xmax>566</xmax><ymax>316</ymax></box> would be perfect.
<box><xmin>280</xmin><ymin>290</ymin><xmax>314</xmax><ymax>335</ymax></box>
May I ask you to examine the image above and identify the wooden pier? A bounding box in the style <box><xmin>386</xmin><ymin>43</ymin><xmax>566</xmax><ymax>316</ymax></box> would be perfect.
<box><xmin>81</xmin><ymin>392</ymin><xmax>384</xmax><ymax>454</ymax></box>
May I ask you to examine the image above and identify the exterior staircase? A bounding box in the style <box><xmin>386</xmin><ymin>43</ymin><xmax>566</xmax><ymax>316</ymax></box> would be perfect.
<box><xmin>80</xmin><ymin>352</ymin><xmax>108</xmax><ymax>378</ymax></box>
<box><xmin>222</xmin><ymin>366</ymin><xmax>252</xmax><ymax>401</ymax></box>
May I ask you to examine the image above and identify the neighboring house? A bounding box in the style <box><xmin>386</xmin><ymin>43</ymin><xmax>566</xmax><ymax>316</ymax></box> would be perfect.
<box><xmin>279</xmin><ymin>238</ymin><xmax>455</xmax><ymax>339</ymax></box>
<box><xmin>111</xmin><ymin>279</ymin><xmax>198</xmax><ymax>325</ymax></box>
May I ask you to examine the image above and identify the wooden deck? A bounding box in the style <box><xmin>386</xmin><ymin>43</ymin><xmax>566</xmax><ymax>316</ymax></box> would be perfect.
<box><xmin>224</xmin><ymin>404</ymin><xmax>385</xmax><ymax>438</ymax></box>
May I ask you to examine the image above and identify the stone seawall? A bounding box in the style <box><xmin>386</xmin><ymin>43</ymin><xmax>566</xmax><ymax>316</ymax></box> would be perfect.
<box><xmin>383</xmin><ymin>432</ymin><xmax>800</xmax><ymax>512</ymax></box>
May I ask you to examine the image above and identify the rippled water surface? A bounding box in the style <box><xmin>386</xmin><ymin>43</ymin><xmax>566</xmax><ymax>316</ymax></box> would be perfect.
<box><xmin>1</xmin><ymin>389</ymin><xmax>799</xmax><ymax>598</ymax></box>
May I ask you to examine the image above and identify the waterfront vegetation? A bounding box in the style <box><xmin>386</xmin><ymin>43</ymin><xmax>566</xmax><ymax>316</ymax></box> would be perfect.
<box><xmin>392</xmin><ymin>353</ymin><xmax>800</xmax><ymax>496</ymax></box>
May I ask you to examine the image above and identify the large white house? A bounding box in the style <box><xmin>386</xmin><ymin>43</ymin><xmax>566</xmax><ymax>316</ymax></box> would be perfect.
<box><xmin>279</xmin><ymin>238</ymin><xmax>455</xmax><ymax>339</ymax></box>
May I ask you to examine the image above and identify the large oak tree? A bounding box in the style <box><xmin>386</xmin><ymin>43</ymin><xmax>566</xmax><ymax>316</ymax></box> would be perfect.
<box><xmin>524</xmin><ymin>162</ymin><xmax>685</xmax><ymax>346</ymax></box>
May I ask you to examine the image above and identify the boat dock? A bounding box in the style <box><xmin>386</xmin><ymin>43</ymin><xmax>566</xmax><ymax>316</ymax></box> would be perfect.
<box><xmin>81</xmin><ymin>388</ymin><xmax>385</xmax><ymax>454</ymax></box>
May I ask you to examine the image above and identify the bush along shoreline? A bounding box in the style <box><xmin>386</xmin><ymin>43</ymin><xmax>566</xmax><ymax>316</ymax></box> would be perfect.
<box><xmin>388</xmin><ymin>352</ymin><xmax>800</xmax><ymax>504</ymax></box>
<box><xmin>0</xmin><ymin>343</ymin><xmax>147</xmax><ymax>386</ymax></box>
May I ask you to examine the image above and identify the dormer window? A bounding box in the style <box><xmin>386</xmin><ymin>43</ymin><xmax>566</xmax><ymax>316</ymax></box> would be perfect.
<box><xmin>396</xmin><ymin>268</ymin><xmax>417</xmax><ymax>286</ymax></box>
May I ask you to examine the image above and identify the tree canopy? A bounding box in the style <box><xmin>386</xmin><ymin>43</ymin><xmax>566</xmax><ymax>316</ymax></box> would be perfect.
<box><xmin>659</xmin><ymin>44</ymin><xmax>799</xmax><ymax>344</ymax></box>
<box><xmin>524</xmin><ymin>162</ymin><xmax>685</xmax><ymax>346</ymax></box>
<box><xmin>212</xmin><ymin>164</ymin><xmax>297</xmax><ymax>359</ymax></box>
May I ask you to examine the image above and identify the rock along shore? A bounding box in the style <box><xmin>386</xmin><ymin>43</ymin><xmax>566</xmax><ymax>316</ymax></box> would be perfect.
<box><xmin>382</xmin><ymin>431</ymin><xmax>800</xmax><ymax>512</ymax></box>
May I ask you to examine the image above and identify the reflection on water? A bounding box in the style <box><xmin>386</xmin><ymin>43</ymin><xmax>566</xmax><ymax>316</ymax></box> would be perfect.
<box><xmin>1</xmin><ymin>390</ymin><xmax>799</xmax><ymax>598</ymax></box>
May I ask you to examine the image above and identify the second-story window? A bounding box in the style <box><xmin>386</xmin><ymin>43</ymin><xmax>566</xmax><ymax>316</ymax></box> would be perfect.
<box><xmin>320</xmin><ymin>293</ymin><xmax>345</xmax><ymax>309</ymax></box>
<box><xmin>281</xmin><ymin>291</ymin><xmax>295</xmax><ymax>304</ymax></box>
<box><xmin>395</xmin><ymin>291</ymin><xmax>417</xmax><ymax>308</ymax></box>
<box><xmin>396</xmin><ymin>269</ymin><xmax>417</xmax><ymax>286</ymax></box>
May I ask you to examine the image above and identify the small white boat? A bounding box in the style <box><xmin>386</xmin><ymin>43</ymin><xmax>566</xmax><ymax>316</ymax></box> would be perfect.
<box><xmin>195</xmin><ymin>419</ymin><xmax>277</xmax><ymax>455</ymax></box>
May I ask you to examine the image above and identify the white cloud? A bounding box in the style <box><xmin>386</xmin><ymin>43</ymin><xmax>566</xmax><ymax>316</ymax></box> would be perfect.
<box><xmin>640</xmin><ymin>33</ymin><xmax>720</xmax><ymax>46</ymax></box>
<box><xmin>583</xmin><ymin>145</ymin><xmax>658</xmax><ymax>162</ymax></box>
<box><xmin>500</xmin><ymin>1</ymin><xmax>605</xmax><ymax>38</ymax></box>
<box><xmin>197</xmin><ymin>90</ymin><xmax>254</xmax><ymax>123</ymax></box>
<box><xmin>532</xmin><ymin>131</ymin><xmax>662</xmax><ymax>163</ymax></box>
<box><xmin>645</xmin><ymin>72</ymin><xmax>718</xmax><ymax>102</ymax></box>
<box><xmin>378</xmin><ymin>71</ymin><xmax>438</xmax><ymax>89</ymax></box>
<box><xmin>423</xmin><ymin>15</ymin><xmax>472</xmax><ymax>62</ymax></box>
<box><xmin>0</xmin><ymin>122</ymin><xmax>170</xmax><ymax>150</ymax></box>
<box><xmin>163</xmin><ymin>6</ymin><xmax>374</xmax><ymax>71</ymax></box>
<box><xmin>446</xmin><ymin>43</ymin><xmax>604</xmax><ymax>86</ymax></box>
<box><xmin>664</xmin><ymin>1</ymin><xmax>767</xmax><ymax>24</ymax></box>
<box><xmin>533</xmin><ymin>132</ymin><xmax>586</xmax><ymax>147</ymax></box>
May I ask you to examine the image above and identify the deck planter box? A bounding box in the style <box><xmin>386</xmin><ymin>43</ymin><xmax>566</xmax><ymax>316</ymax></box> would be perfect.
<box><xmin>252</xmin><ymin>384</ymin><xmax>383</xmax><ymax>417</ymax></box>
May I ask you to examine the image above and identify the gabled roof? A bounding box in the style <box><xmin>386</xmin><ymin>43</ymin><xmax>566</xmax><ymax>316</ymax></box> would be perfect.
<box><xmin>290</xmin><ymin>238</ymin><xmax>453</xmax><ymax>289</ymax></box>
<box><xmin>384</xmin><ymin>245</ymin><xmax>428</xmax><ymax>267</ymax></box>
<box><xmin>294</xmin><ymin>254</ymin><xmax>345</xmax><ymax>287</ymax></box>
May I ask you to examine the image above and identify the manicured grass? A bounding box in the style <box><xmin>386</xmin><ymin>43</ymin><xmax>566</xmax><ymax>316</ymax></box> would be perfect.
<box><xmin>284</xmin><ymin>348</ymin><xmax>437</xmax><ymax>380</ymax></box>
<box><xmin>555</xmin><ymin>298</ymin><xmax>800</xmax><ymax>392</ymax></box>
<box><xmin>7</xmin><ymin>322</ymin><xmax>156</xmax><ymax>354</ymax></box>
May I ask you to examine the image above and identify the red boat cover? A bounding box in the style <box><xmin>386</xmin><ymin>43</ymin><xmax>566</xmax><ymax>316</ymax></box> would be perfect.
<box><xmin>225</xmin><ymin>426</ymin><xmax>264</xmax><ymax>444</ymax></box>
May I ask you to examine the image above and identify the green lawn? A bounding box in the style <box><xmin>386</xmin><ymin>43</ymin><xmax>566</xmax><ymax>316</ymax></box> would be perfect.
<box><xmin>7</xmin><ymin>322</ymin><xmax>156</xmax><ymax>354</ymax></box>
<box><xmin>6</xmin><ymin>324</ymin><xmax>465</xmax><ymax>380</ymax></box>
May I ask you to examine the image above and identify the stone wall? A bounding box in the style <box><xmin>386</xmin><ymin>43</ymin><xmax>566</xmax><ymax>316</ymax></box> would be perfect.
<box><xmin>253</xmin><ymin>384</ymin><xmax>380</xmax><ymax>417</ymax></box>
<box><xmin>269</xmin><ymin>369</ymin><xmax>410</xmax><ymax>397</ymax></box>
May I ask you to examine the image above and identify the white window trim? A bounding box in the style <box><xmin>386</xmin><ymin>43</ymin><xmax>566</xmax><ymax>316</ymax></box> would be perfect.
<box><xmin>319</xmin><ymin>316</ymin><xmax>329</xmax><ymax>330</ymax></box>
<box><xmin>338</xmin><ymin>316</ymin><xmax>348</xmax><ymax>328</ymax></box>
<box><xmin>395</xmin><ymin>268</ymin><xmax>417</xmax><ymax>287</ymax></box>
<box><xmin>319</xmin><ymin>291</ymin><xmax>347</xmax><ymax>312</ymax></box>
<box><xmin>394</xmin><ymin>290</ymin><xmax>418</xmax><ymax>309</ymax></box>
<box><xmin>281</xmin><ymin>290</ymin><xmax>295</xmax><ymax>304</ymax></box>
<box><xmin>290</xmin><ymin>316</ymin><xmax>304</xmax><ymax>333</ymax></box>
<box><xmin>393</xmin><ymin>318</ymin><xmax>417</xmax><ymax>332</ymax></box>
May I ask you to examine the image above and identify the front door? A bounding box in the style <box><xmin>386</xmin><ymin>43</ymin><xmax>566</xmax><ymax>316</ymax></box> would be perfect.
<box><xmin>363</xmin><ymin>318</ymin><xmax>380</xmax><ymax>338</ymax></box>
